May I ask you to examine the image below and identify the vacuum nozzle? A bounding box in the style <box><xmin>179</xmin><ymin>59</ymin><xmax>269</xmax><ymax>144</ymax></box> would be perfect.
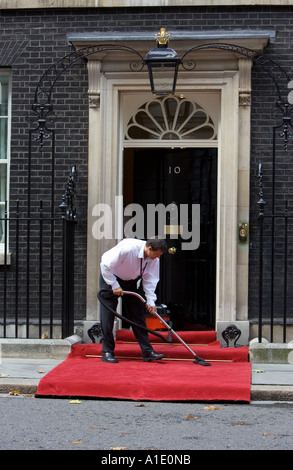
<box><xmin>194</xmin><ymin>358</ymin><xmax>211</xmax><ymax>366</ymax></box>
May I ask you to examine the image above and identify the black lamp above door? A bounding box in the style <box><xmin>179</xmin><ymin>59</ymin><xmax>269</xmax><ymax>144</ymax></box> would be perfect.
<box><xmin>144</xmin><ymin>28</ymin><xmax>181</xmax><ymax>97</ymax></box>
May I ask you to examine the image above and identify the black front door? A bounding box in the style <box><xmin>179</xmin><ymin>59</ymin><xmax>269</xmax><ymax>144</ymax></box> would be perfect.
<box><xmin>123</xmin><ymin>147</ymin><xmax>217</xmax><ymax>329</ymax></box>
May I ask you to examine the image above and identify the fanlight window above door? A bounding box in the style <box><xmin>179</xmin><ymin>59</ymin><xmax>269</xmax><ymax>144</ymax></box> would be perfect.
<box><xmin>125</xmin><ymin>96</ymin><xmax>217</xmax><ymax>141</ymax></box>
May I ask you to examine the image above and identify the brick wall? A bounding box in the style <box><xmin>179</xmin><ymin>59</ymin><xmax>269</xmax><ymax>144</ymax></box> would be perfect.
<box><xmin>1</xmin><ymin>5</ymin><xmax>293</xmax><ymax>330</ymax></box>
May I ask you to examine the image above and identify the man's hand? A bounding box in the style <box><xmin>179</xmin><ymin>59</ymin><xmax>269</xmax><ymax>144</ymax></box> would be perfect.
<box><xmin>146</xmin><ymin>304</ymin><xmax>157</xmax><ymax>315</ymax></box>
<box><xmin>113</xmin><ymin>287</ymin><xmax>123</xmax><ymax>296</ymax></box>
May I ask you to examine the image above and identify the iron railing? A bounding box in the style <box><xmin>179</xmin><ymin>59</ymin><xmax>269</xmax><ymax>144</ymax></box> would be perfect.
<box><xmin>0</xmin><ymin>167</ymin><xmax>77</xmax><ymax>339</ymax></box>
<box><xmin>257</xmin><ymin>162</ymin><xmax>293</xmax><ymax>343</ymax></box>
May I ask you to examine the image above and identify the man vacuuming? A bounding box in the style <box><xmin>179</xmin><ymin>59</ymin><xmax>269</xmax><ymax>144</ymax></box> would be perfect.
<box><xmin>99</xmin><ymin>237</ymin><xmax>168</xmax><ymax>363</ymax></box>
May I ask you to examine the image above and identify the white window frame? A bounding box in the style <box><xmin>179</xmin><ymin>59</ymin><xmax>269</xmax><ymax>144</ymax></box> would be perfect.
<box><xmin>0</xmin><ymin>69</ymin><xmax>11</xmax><ymax>261</ymax></box>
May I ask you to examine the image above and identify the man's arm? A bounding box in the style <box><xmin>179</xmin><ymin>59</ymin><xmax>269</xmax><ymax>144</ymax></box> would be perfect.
<box><xmin>100</xmin><ymin>246</ymin><xmax>127</xmax><ymax>291</ymax></box>
<box><xmin>142</xmin><ymin>259</ymin><xmax>160</xmax><ymax>311</ymax></box>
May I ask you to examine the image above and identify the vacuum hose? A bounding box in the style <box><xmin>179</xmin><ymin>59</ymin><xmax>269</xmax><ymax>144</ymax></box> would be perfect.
<box><xmin>98</xmin><ymin>288</ymin><xmax>211</xmax><ymax>366</ymax></box>
<box><xmin>97</xmin><ymin>288</ymin><xmax>171</xmax><ymax>343</ymax></box>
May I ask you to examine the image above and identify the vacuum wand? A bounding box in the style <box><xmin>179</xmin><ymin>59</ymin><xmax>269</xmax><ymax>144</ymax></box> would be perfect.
<box><xmin>122</xmin><ymin>290</ymin><xmax>211</xmax><ymax>367</ymax></box>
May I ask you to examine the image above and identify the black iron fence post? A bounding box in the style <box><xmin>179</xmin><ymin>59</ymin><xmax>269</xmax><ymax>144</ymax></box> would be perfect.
<box><xmin>257</xmin><ymin>163</ymin><xmax>266</xmax><ymax>343</ymax></box>
<box><xmin>60</xmin><ymin>166</ymin><xmax>77</xmax><ymax>338</ymax></box>
<box><xmin>3</xmin><ymin>201</ymin><xmax>8</xmax><ymax>338</ymax></box>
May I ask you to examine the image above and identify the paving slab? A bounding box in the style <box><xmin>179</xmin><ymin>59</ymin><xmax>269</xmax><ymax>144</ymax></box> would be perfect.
<box><xmin>251</xmin><ymin>363</ymin><xmax>293</xmax><ymax>386</ymax></box>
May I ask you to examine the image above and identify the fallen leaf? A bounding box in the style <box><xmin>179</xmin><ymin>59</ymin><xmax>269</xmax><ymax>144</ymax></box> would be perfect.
<box><xmin>252</xmin><ymin>369</ymin><xmax>265</xmax><ymax>373</ymax></box>
<box><xmin>38</xmin><ymin>370</ymin><xmax>45</xmax><ymax>374</ymax></box>
<box><xmin>71</xmin><ymin>440</ymin><xmax>84</xmax><ymax>444</ymax></box>
<box><xmin>90</xmin><ymin>426</ymin><xmax>100</xmax><ymax>429</ymax></box>
<box><xmin>136</xmin><ymin>403</ymin><xmax>147</xmax><ymax>407</ymax></box>
<box><xmin>185</xmin><ymin>414</ymin><xmax>199</xmax><ymax>419</ymax></box>
<box><xmin>110</xmin><ymin>446</ymin><xmax>128</xmax><ymax>450</ymax></box>
<box><xmin>68</xmin><ymin>399</ymin><xmax>82</xmax><ymax>404</ymax></box>
<box><xmin>262</xmin><ymin>433</ymin><xmax>275</xmax><ymax>437</ymax></box>
<box><xmin>233</xmin><ymin>421</ymin><xmax>250</xmax><ymax>426</ymax></box>
<box><xmin>204</xmin><ymin>406</ymin><xmax>223</xmax><ymax>410</ymax></box>
<box><xmin>9</xmin><ymin>390</ymin><xmax>20</xmax><ymax>396</ymax></box>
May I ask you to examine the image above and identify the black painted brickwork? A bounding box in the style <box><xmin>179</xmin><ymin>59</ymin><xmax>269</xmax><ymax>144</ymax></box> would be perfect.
<box><xmin>0</xmin><ymin>5</ymin><xmax>293</xmax><ymax>328</ymax></box>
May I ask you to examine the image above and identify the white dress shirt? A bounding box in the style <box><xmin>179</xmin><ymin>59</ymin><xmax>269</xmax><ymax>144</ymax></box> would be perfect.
<box><xmin>100</xmin><ymin>238</ymin><xmax>160</xmax><ymax>306</ymax></box>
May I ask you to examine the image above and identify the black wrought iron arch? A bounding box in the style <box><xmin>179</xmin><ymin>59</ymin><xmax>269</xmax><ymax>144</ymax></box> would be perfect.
<box><xmin>27</xmin><ymin>44</ymin><xmax>145</xmax><ymax>151</ymax></box>
<box><xmin>32</xmin><ymin>41</ymin><xmax>292</xmax><ymax>104</ymax></box>
<box><xmin>181</xmin><ymin>43</ymin><xmax>293</xmax><ymax>148</ymax></box>
<box><xmin>181</xmin><ymin>42</ymin><xmax>292</xmax><ymax>102</ymax></box>
<box><xmin>33</xmin><ymin>44</ymin><xmax>145</xmax><ymax>106</ymax></box>
<box><xmin>28</xmin><ymin>41</ymin><xmax>293</xmax><ymax>150</ymax></box>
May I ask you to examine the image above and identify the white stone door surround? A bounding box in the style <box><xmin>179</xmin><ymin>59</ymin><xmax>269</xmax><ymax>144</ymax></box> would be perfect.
<box><xmin>68</xmin><ymin>31</ymin><xmax>273</xmax><ymax>331</ymax></box>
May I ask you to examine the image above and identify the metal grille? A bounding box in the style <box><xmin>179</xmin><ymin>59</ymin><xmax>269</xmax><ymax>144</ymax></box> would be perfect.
<box><xmin>0</xmin><ymin>167</ymin><xmax>77</xmax><ymax>339</ymax></box>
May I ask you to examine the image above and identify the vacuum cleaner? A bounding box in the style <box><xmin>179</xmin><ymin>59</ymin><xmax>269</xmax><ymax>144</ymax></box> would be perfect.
<box><xmin>98</xmin><ymin>288</ymin><xmax>211</xmax><ymax>367</ymax></box>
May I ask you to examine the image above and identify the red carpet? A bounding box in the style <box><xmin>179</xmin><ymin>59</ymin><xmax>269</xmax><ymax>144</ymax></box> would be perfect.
<box><xmin>36</xmin><ymin>330</ymin><xmax>251</xmax><ymax>402</ymax></box>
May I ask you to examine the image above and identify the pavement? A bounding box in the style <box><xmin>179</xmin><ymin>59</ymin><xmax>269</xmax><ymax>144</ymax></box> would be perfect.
<box><xmin>1</xmin><ymin>354</ymin><xmax>293</xmax><ymax>401</ymax></box>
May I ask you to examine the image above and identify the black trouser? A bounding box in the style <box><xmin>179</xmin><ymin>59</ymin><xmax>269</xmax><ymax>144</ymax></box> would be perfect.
<box><xmin>99</xmin><ymin>275</ymin><xmax>154</xmax><ymax>356</ymax></box>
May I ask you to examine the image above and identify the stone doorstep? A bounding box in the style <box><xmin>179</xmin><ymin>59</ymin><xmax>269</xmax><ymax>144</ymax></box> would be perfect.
<box><xmin>2</xmin><ymin>335</ymin><xmax>293</xmax><ymax>365</ymax></box>
<box><xmin>0</xmin><ymin>338</ymin><xmax>72</xmax><ymax>360</ymax></box>
<box><xmin>249</xmin><ymin>341</ymin><xmax>293</xmax><ymax>364</ymax></box>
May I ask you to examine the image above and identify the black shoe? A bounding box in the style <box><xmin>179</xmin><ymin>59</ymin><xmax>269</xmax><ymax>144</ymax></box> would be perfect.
<box><xmin>101</xmin><ymin>352</ymin><xmax>118</xmax><ymax>363</ymax></box>
<box><xmin>143</xmin><ymin>351</ymin><xmax>165</xmax><ymax>362</ymax></box>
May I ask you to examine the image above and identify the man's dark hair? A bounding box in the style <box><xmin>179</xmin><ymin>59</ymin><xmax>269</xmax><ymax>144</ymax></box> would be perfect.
<box><xmin>146</xmin><ymin>237</ymin><xmax>168</xmax><ymax>253</ymax></box>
